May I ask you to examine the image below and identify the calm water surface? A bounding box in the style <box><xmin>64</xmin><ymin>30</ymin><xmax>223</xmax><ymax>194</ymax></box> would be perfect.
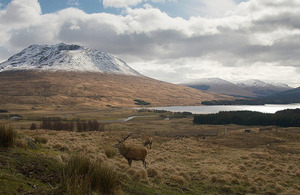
<box><xmin>150</xmin><ymin>104</ymin><xmax>300</xmax><ymax>114</ymax></box>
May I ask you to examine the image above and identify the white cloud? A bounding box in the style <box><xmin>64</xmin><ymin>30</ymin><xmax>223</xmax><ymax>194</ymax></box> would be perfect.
<box><xmin>1</xmin><ymin>0</ymin><xmax>300</xmax><ymax>86</ymax></box>
<box><xmin>0</xmin><ymin>0</ymin><xmax>41</xmax><ymax>25</ymax></box>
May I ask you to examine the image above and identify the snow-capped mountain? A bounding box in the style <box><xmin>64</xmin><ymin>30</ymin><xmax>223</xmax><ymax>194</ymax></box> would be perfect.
<box><xmin>0</xmin><ymin>43</ymin><xmax>141</xmax><ymax>76</ymax></box>
<box><xmin>236</xmin><ymin>79</ymin><xmax>292</xmax><ymax>97</ymax></box>
<box><xmin>182</xmin><ymin>78</ymin><xmax>256</xmax><ymax>98</ymax></box>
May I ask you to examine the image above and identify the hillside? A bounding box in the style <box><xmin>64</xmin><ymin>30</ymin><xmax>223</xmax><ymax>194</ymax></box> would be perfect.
<box><xmin>265</xmin><ymin>86</ymin><xmax>300</xmax><ymax>103</ymax></box>
<box><xmin>0</xmin><ymin>71</ymin><xmax>233</xmax><ymax>110</ymax></box>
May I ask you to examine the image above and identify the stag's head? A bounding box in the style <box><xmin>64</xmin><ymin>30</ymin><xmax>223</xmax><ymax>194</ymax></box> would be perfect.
<box><xmin>113</xmin><ymin>133</ymin><xmax>132</xmax><ymax>149</ymax></box>
<box><xmin>113</xmin><ymin>140</ymin><xmax>124</xmax><ymax>149</ymax></box>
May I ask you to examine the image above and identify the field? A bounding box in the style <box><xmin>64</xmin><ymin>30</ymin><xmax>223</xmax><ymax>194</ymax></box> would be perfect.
<box><xmin>1</xmin><ymin>108</ymin><xmax>300</xmax><ymax>194</ymax></box>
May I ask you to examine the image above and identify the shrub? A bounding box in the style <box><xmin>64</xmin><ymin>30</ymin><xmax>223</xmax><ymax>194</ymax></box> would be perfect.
<box><xmin>134</xmin><ymin>99</ymin><xmax>151</xmax><ymax>105</ymax></box>
<box><xmin>40</xmin><ymin>118</ymin><xmax>74</xmax><ymax>131</ymax></box>
<box><xmin>77</xmin><ymin>120</ymin><xmax>104</xmax><ymax>132</ymax></box>
<box><xmin>0</xmin><ymin>124</ymin><xmax>16</xmax><ymax>147</ymax></box>
<box><xmin>60</xmin><ymin>154</ymin><xmax>120</xmax><ymax>194</ymax></box>
<box><xmin>40</xmin><ymin>119</ymin><xmax>52</xmax><ymax>130</ymax></box>
<box><xmin>30</xmin><ymin>123</ymin><xmax>37</xmax><ymax>130</ymax></box>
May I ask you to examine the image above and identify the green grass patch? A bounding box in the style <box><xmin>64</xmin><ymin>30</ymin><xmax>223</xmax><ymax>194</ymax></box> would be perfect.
<box><xmin>0</xmin><ymin>148</ymin><xmax>61</xmax><ymax>194</ymax></box>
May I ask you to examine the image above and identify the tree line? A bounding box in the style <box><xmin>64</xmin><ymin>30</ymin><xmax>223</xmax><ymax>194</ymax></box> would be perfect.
<box><xmin>30</xmin><ymin>118</ymin><xmax>104</xmax><ymax>132</ymax></box>
<box><xmin>193</xmin><ymin>109</ymin><xmax>300</xmax><ymax>127</ymax></box>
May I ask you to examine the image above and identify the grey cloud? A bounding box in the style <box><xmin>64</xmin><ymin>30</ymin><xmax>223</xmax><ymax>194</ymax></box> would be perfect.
<box><xmin>253</xmin><ymin>12</ymin><xmax>300</xmax><ymax>30</ymax></box>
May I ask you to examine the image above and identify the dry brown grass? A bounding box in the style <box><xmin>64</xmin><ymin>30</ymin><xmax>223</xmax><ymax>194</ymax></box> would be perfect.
<box><xmin>0</xmin><ymin>71</ymin><xmax>233</xmax><ymax>110</ymax></box>
<box><xmin>14</xmin><ymin>115</ymin><xmax>300</xmax><ymax>194</ymax></box>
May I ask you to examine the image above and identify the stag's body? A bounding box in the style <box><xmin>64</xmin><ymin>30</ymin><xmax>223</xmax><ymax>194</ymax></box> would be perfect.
<box><xmin>144</xmin><ymin>137</ymin><xmax>153</xmax><ymax>149</ymax></box>
<box><xmin>114</xmin><ymin>133</ymin><xmax>148</xmax><ymax>168</ymax></box>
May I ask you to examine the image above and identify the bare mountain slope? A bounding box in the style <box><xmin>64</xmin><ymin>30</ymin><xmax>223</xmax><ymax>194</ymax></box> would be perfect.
<box><xmin>0</xmin><ymin>71</ymin><xmax>233</xmax><ymax>109</ymax></box>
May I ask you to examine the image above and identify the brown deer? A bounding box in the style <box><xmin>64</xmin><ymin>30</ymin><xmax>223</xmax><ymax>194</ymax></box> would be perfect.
<box><xmin>113</xmin><ymin>133</ymin><xmax>148</xmax><ymax>168</ymax></box>
<box><xmin>143</xmin><ymin>137</ymin><xmax>153</xmax><ymax>149</ymax></box>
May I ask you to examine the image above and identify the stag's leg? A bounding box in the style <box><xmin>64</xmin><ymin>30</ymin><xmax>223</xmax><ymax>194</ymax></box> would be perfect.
<box><xmin>150</xmin><ymin>144</ymin><xmax>152</xmax><ymax>149</ymax></box>
<box><xmin>127</xmin><ymin>159</ymin><xmax>132</xmax><ymax>167</ymax></box>
<box><xmin>143</xmin><ymin>160</ymin><xmax>146</xmax><ymax>169</ymax></box>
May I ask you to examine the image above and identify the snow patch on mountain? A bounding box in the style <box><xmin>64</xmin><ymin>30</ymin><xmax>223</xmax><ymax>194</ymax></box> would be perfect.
<box><xmin>236</xmin><ymin>79</ymin><xmax>292</xmax><ymax>96</ymax></box>
<box><xmin>182</xmin><ymin>78</ymin><xmax>256</xmax><ymax>98</ymax></box>
<box><xmin>0</xmin><ymin>43</ymin><xmax>141</xmax><ymax>76</ymax></box>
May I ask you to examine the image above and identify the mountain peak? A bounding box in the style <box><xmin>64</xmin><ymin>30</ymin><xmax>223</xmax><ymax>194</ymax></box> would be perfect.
<box><xmin>0</xmin><ymin>43</ymin><xmax>141</xmax><ymax>76</ymax></box>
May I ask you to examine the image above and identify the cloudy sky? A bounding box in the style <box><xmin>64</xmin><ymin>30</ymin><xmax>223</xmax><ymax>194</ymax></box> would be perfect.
<box><xmin>0</xmin><ymin>0</ymin><xmax>300</xmax><ymax>87</ymax></box>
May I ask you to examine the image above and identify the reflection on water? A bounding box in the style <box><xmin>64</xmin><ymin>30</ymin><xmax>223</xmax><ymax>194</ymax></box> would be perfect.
<box><xmin>150</xmin><ymin>104</ymin><xmax>300</xmax><ymax>114</ymax></box>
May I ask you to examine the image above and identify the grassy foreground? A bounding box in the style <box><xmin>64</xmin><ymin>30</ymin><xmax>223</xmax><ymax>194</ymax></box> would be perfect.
<box><xmin>1</xmin><ymin>109</ymin><xmax>300</xmax><ymax>194</ymax></box>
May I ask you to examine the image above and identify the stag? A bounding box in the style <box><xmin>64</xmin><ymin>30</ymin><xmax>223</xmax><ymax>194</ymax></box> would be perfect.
<box><xmin>143</xmin><ymin>137</ymin><xmax>153</xmax><ymax>149</ymax></box>
<box><xmin>113</xmin><ymin>133</ymin><xmax>148</xmax><ymax>168</ymax></box>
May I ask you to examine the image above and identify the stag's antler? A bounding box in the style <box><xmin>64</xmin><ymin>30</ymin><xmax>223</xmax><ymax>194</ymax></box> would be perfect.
<box><xmin>122</xmin><ymin>133</ymin><xmax>133</xmax><ymax>143</ymax></box>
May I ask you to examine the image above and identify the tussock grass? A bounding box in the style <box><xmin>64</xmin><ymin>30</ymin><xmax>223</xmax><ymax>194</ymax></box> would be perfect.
<box><xmin>0</xmin><ymin>124</ymin><xmax>15</xmax><ymax>147</ymax></box>
<box><xmin>104</xmin><ymin>147</ymin><xmax>117</xmax><ymax>158</ymax></box>
<box><xmin>34</xmin><ymin>136</ymin><xmax>48</xmax><ymax>144</ymax></box>
<box><xmin>169</xmin><ymin>175</ymin><xmax>186</xmax><ymax>185</ymax></box>
<box><xmin>60</xmin><ymin>154</ymin><xmax>120</xmax><ymax>194</ymax></box>
<box><xmin>15</xmin><ymin>139</ymin><xmax>28</xmax><ymax>148</ymax></box>
<box><xmin>127</xmin><ymin>168</ymin><xmax>148</xmax><ymax>181</ymax></box>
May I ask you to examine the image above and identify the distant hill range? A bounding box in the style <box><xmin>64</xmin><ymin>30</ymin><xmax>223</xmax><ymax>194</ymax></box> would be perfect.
<box><xmin>263</xmin><ymin>87</ymin><xmax>300</xmax><ymax>104</ymax></box>
<box><xmin>0</xmin><ymin>43</ymin><xmax>233</xmax><ymax>110</ymax></box>
<box><xmin>201</xmin><ymin>86</ymin><xmax>300</xmax><ymax>105</ymax></box>
<box><xmin>182</xmin><ymin>78</ymin><xmax>256</xmax><ymax>98</ymax></box>
<box><xmin>236</xmin><ymin>79</ymin><xmax>292</xmax><ymax>97</ymax></box>
<box><xmin>182</xmin><ymin>78</ymin><xmax>299</xmax><ymax>105</ymax></box>
<box><xmin>182</xmin><ymin>78</ymin><xmax>293</xmax><ymax>98</ymax></box>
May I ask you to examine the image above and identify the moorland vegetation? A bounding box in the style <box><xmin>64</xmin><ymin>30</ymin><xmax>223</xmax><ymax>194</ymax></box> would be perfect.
<box><xmin>0</xmin><ymin>108</ymin><xmax>299</xmax><ymax>194</ymax></box>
